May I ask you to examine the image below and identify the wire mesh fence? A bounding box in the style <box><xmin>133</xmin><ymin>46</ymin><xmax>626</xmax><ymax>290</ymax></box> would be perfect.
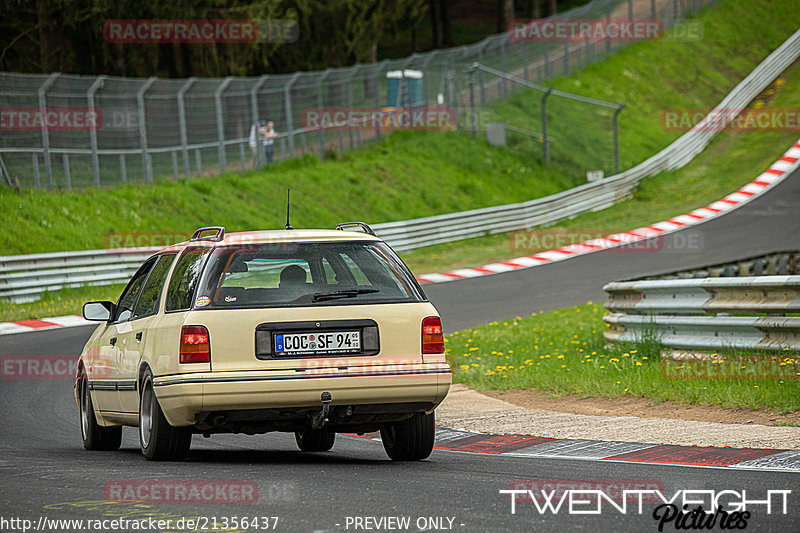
<box><xmin>0</xmin><ymin>0</ymin><xmax>715</xmax><ymax>189</ymax></box>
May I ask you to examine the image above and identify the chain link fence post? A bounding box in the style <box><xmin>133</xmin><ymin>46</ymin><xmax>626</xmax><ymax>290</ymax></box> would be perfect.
<box><xmin>614</xmin><ymin>104</ymin><xmax>625</xmax><ymax>173</ymax></box>
<box><xmin>38</xmin><ymin>73</ymin><xmax>59</xmax><ymax>189</ymax></box>
<box><xmin>87</xmin><ymin>76</ymin><xmax>106</xmax><ymax>187</ymax></box>
<box><xmin>468</xmin><ymin>63</ymin><xmax>477</xmax><ymax>137</ymax></box>
<box><xmin>542</xmin><ymin>87</ymin><xmax>553</xmax><ymax>164</ymax></box>
<box><xmin>284</xmin><ymin>73</ymin><xmax>301</xmax><ymax>160</ymax></box>
<box><xmin>215</xmin><ymin>77</ymin><xmax>234</xmax><ymax>173</ymax></box>
<box><xmin>137</xmin><ymin>77</ymin><xmax>157</xmax><ymax>182</ymax></box>
<box><xmin>317</xmin><ymin>69</ymin><xmax>332</xmax><ymax>157</ymax></box>
<box><xmin>178</xmin><ymin>77</ymin><xmax>196</xmax><ymax>177</ymax></box>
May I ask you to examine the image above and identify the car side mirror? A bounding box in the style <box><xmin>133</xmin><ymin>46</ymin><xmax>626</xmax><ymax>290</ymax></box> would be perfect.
<box><xmin>83</xmin><ymin>301</ymin><xmax>114</xmax><ymax>322</ymax></box>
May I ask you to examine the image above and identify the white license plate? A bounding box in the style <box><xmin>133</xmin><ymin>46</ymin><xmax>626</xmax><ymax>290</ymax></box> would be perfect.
<box><xmin>275</xmin><ymin>331</ymin><xmax>361</xmax><ymax>355</ymax></box>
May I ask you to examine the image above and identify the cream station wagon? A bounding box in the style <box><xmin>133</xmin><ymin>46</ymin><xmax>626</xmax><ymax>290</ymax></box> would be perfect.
<box><xmin>76</xmin><ymin>224</ymin><xmax>451</xmax><ymax>461</ymax></box>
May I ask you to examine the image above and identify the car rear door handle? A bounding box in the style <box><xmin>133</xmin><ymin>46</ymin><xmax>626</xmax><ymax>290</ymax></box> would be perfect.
<box><xmin>135</xmin><ymin>332</ymin><xmax>143</xmax><ymax>342</ymax></box>
<box><xmin>110</xmin><ymin>337</ymin><xmax>117</xmax><ymax>346</ymax></box>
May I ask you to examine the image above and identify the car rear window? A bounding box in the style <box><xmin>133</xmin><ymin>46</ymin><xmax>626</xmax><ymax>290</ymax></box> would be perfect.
<box><xmin>195</xmin><ymin>241</ymin><xmax>424</xmax><ymax>308</ymax></box>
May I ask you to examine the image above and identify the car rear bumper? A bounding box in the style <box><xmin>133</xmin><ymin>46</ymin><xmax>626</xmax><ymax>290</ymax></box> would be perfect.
<box><xmin>153</xmin><ymin>362</ymin><xmax>452</xmax><ymax>426</ymax></box>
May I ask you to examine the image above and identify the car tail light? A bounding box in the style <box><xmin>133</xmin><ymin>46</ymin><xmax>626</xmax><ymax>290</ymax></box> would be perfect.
<box><xmin>180</xmin><ymin>325</ymin><xmax>210</xmax><ymax>363</ymax></box>
<box><xmin>422</xmin><ymin>316</ymin><xmax>445</xmax><ymax>354</ymax></box>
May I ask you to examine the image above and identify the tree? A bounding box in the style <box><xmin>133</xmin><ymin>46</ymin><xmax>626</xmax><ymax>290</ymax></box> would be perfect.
<box><xmin>496</xmin><ymin>0</ymin><xmax>514</xmax><ymax>33</ymax></box>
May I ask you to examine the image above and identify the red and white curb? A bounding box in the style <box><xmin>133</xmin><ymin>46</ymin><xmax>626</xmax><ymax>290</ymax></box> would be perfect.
<box><xmin>350</xmin><ymin>426</ymin><xmax>800</xmax><ymax>471</ymax></box>
<box><xmin>415</xmin><ymin>139</ymin><xmax>800</xmax><ymax>284</ymax></box>
<box><xmin>2</xmin><ymin>139</ymin><xmax>799</xmax><ymax>336</ymax></box>
<box><xmin>0</xmin><ymin>314</ymin><xmax>91</xmax><ymax>336</ymax></box>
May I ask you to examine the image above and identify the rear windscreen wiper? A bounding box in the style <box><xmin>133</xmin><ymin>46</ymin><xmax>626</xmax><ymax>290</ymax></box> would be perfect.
<box><xmin>311</xmin><ymin>288</ymin><xmax>380</xmax><ymax>302</ymax></box>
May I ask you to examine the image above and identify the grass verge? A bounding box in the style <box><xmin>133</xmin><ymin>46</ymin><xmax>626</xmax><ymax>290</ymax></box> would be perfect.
<box><xmin>445</xmin><ymin>303</ymin><xmax>800</xmax><ymax>413</ymax></box>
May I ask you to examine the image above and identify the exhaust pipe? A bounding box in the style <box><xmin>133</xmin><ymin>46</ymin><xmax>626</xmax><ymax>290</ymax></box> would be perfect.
<box><xmin>212</xmin><ymin>414</ymin><xmax>227</xmax><ymax>426</ymax></box>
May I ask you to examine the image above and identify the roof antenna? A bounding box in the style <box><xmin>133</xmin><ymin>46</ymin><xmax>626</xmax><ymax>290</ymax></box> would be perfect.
<box><xmin>284</xmin><ymin>188</ymin><xmax>293</xmax><ymax>230</ymax></box>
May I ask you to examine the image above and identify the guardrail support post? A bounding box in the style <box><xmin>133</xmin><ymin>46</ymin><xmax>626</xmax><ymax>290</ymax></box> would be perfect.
<box><xmin>613</xmin><ymin>104</ymin><xmax>625</xmax><ymax>173</ymax></box>
<box><xmin>177</xmin><ymin>77</ymin><xmax>196</xmax><ymax>177</ymax></box>
<box><xmin>37</xmin><ymin>73</ymin><xmax>59</xmax><ymax>189</ymax></box>
<box><xmin>215</xmin><ymin>77</ymin><xmax>234</xmax><ymax>174</ymax></box>
<box><xmin>137</xmin><ymin>77</ymin><xmax>157</xmax><ymax>182</ymax></box>
<box><xmin>87</xmin><ymin>75</ymin><xmax>106</xmax><ymax>187</ymax></box>
<box><xmin>542</xmin><ymin>87</ymin><xmax>553</xmax><ymax>164</ymax></box>
<box><xmin>283</xmin><ymin>73</ymin><xmax>301</xmax><ymax>160</ymax></box>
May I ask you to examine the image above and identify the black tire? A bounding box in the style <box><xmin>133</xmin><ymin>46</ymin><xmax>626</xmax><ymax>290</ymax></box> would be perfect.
<box><xmin>380</xmin><ymin>412</ymin><xmax>435</xmax><ymax>461</ymax></box>
<box><xmin>295</xmin><ymin>430</ymin><xmax>336</xmax><ymax>452</ymax></box>
<box><xmin>139</xmin><ymin>368</ymin><xmax>191</xmax><ymax>461</ymax></box>
<box><xmin>78</xmin><ymin>371</ymin><xmax>122</xmax><ymax>451</ymax></box>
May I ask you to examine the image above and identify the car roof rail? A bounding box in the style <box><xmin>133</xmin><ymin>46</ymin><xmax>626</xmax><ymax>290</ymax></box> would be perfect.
<box><xmin>190</xmin><ymin>226</ymin><xmax>226</xmax><ymax>242</ymax></box>
<box><xmin>335</xmin><ymin>222</ymin><xmax>376</xmax><ymax>236</ymax></box>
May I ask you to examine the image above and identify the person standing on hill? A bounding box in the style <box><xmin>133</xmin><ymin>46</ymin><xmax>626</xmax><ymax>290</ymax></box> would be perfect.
<box><xmin>259</xmin><ymin>120</ymin><xmax>278</xmax><ymax>164</ymax></box>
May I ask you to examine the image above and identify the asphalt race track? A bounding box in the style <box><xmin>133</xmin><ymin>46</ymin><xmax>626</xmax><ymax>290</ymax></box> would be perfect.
<box><xmin>426</xmin><ymin>164</ymin><xmax>800</xmax><ymax>333</ymax></box>
<box><xmin>1</xmin><ymin>166</ymin><xmax>799</xmax><ymax>531</ymax></box>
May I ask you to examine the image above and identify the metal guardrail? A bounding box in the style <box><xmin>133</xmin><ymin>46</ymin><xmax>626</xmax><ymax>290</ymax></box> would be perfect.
<box><xmin>0</xmin><ymin>248</ymin><xmax>157</xmax><ymax>302</ymax></box>
<box><xmin>626</xmin><ymin>250</ymin><xmax>799</xmax><ymax>281</ymax></box>
<box><xmin>603</xmin><ymin>275</ymin><xmax>800</xmax><ymax>352</ymax></box>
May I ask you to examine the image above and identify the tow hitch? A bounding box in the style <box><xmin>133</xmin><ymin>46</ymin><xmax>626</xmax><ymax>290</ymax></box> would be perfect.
<box><xmin>311</xmin><ymin>391</ymin><xmax>332</xmax><ymax>429</ymax></box>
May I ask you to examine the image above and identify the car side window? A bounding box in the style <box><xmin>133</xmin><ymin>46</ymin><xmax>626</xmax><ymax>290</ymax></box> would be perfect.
<box><xmin>113</xmin><ymin>257</ymin><xmax>158</xmax><ymax>323</ymax></box>
<box><xmin>133</xmin><ymin>254</ymin><xmax>176</xmax><ymax>319</ymax></box>
<box><xmin>166</xmin><ymin>247</ymin><xmax>210</xmax><ymax>312</ymax></box>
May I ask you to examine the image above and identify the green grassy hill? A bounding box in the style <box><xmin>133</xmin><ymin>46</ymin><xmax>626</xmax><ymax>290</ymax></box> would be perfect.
<box><xmin>2</xmin><ymin>0</ymin><xmax>798</xmax><ymax>258</ymax></box>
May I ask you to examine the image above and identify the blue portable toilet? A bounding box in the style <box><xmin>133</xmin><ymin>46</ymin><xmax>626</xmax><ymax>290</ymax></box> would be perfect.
<box><xmin>386</xmin><ymin>70</ymin><xmax>423</xmax><ymax>107</ymax></box>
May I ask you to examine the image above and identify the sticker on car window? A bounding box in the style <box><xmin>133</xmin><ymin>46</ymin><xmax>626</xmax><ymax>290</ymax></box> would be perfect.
<box><xmin>195</xmin><ymin>295</ymin><xmax>211</xmax><ymax>307</ymax></box>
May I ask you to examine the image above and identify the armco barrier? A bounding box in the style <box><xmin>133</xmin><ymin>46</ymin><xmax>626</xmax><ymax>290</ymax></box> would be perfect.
<box><xmin>603</xmin><ymin>275</ymin><xmax>800</xmax><ymax>352</ymax></box>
